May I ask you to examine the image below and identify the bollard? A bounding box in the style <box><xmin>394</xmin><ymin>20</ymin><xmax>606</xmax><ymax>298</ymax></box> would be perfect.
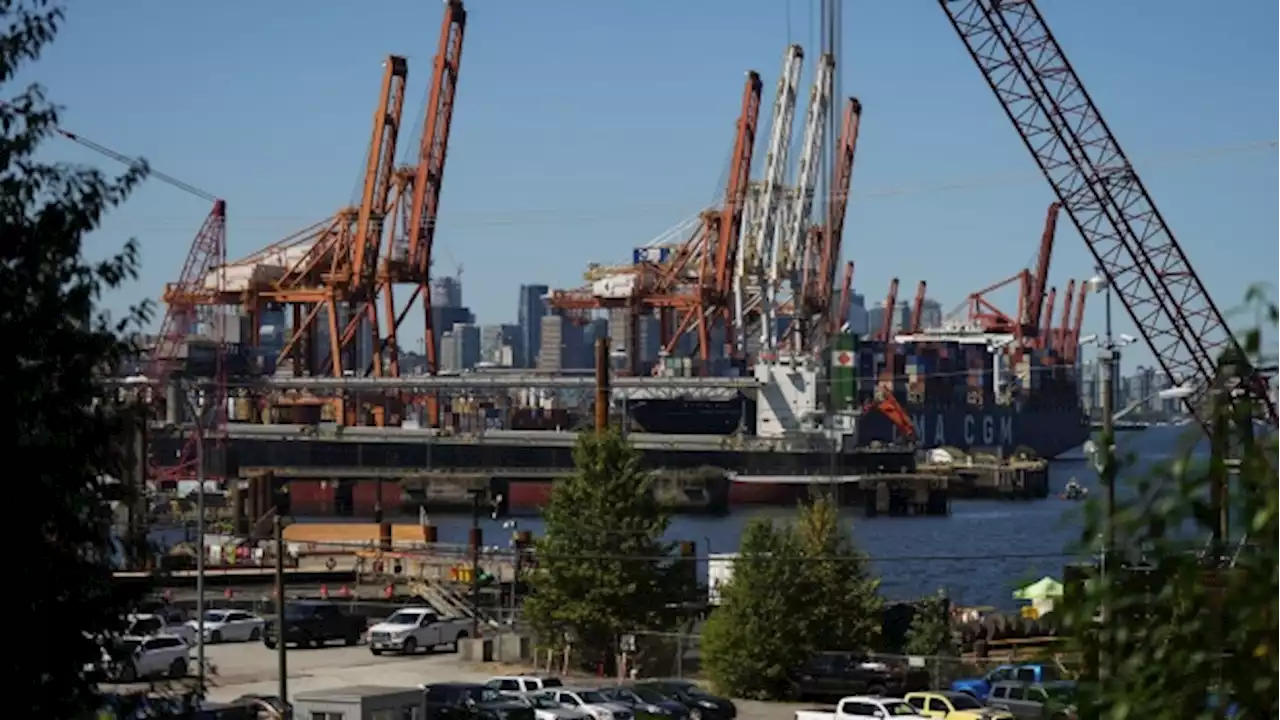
<box><xmin>319</xmin><ymin>584</ymin><xmax>329</xmax><ymax>600</ymax></box>
<box><xmin>224</xmin><ymin>588</ymin><xmax>234</xmax><ymax>600</ymax></box>
<box><xmin>339</xmin><ymin>585</ymin><xmax>351</xmax><ymax>598</ymax></box>
<box><xmin>384</xmin><ymin>584</ymin><xmax>394</xmax><ymax>599</ymax></box>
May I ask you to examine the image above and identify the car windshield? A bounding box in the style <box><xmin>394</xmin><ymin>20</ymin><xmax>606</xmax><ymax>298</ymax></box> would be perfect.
<box><xmin>631</xmin><ymin>688</ymin><xmax>667</xmax><ymax>703</ymax></box>
<box><xmin>577</xmin><ymin>691</ymin><xmax>608</xmax><ymax>704</ymax></box>
<box><xmin>462</xmin><ymin>688</ymin><xmax>503</xmax><ymax>704</ymax></box>
<box><xmin>528</xmin><ymin>696</ymin><xmax>559</xmax><ymax>709</ymax></box>
<box><xmin>883</xmin><ymin>702</ymin><xmax>919</xmax><ymax>716</ymax></box>
<box><xmin>948</xmin><ymin>695</ymin><xmax>982</xmax><ymax>710</ymax></box>
<box><xmin>384</xmin><ymin>611</ymin><xmax>425</xmax><ymax>625</ymax></box>
<box><xmin>203</xmin><ymin>611</ymin><xmax>229</xmax><ymax>623</ymax></box>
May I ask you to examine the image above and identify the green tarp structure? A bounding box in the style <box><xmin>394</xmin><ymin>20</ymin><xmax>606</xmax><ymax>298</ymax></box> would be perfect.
<box><xmin>1013</xmin><ymin>576</ymin><xmax>1064</xmax><ymax>601</ymax></box>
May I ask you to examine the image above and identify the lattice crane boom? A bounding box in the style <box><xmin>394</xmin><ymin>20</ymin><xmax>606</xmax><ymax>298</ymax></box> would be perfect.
<box><xmin>939</xmin><ymin>0</ymin><xmax>1277</xmax><ymax>429</ymax></box>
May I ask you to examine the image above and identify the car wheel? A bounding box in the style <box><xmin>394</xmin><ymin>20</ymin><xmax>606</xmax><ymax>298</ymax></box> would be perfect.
<box><xmin>210</xmin><ymin>630</ymin><xmax>222</xmax><ymax>644</ymax></box>
<box><xmin>249</xmin><ymin>627</ymin><xmax>261</xmax><ymax>641</ymax></box>
<box><xmin>402</xmin><ymin>638</ymin><xmax>418</xmax><ymax>655</ymax></box>
<box><xmin>117</xmin><ymin>663</ymin><xmax>138</xmax><ymax>684</ymax></box>
<box><xmin>690</xmin><ymin>709</ymin><xmax>702</xmax><ymax>720</ymax></box>
<box><xmin>263</xmin><ymin>639</ymin><xmax>277</xmax><ymax>650</ymax></box>
<box><xmin>169</xmin><ymin>659</ymin><xmax>187</xmax><ymax>679</ymax></box>
<box><xmin>345</xmin><ymin>632</ymin><xmax>359</xmax><ymax>647</ymax></box>
<box><xmin>371</xmin><ymin>648</ymin><xmax>383</xmax><ymax>656</ymax></box>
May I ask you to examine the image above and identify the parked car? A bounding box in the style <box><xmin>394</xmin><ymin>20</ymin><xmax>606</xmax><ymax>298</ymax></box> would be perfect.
<box><xmin>794</xmin><ymin>695</ymin><xmax>928</xmax><ymax>720</ymax></box>
<box><xmin>632</xmin><ymin>681</ymin><xmax>736</xmax><ymax>720</ymax></box>
<box><xmin>486</xmin><ymin>675</ymin><xmax>566</xmax><ymax>694</ymax></box>
<box><xmin>187</xmin><ymin>610</ymin><xmax>265</xmax><ymax>644</ymax></box>
<box><xmin>101</xmin><ymin>635</ymin><xmax>191</xmax><ymax>683</ymax></box>
<box><xmin>904</xmin><ymin>691</ymin><xmax>1014</xmax><ymax>720</ymax></box>
<box><xmin>544</xmin><ymin>688</ymin><xmax>635</xmax><ymax>720</ymax></box>
<box><xmin>599</xmin><ymin>685</ymin><xmax>691</xmax><ymax>720</ymax></box>
<box><xmin>262</xmin><ymin>600</ymin><xmax>365</xmax><ymax>649</ymax></box>
<box><xmin>950</xmin><ymin>664</ymin><xmax>1058</xmax><ymax>702</ymax></box>
<box><xmin>366</xmin><ymin>606</ymin><xmax>472</xmax><ymax>655</ymax></box>
<box><xmin>987</xmin><ymin>681</ymin><xmax>1077</xmax><ymax>720</ymax></box>
<box><xmin>125</xmin><ymin>611</ymin><xmax>196</xmax><ymax>644</ymax></box>
<box><xmin>423</xmin><ymin>682</ymin><xmax>535</xmax><ymax>720</ymax></box>
<box><xmin>507</xmin><ymin>692</ymin><xmax>591</xmax><ymax>720</ymax></box>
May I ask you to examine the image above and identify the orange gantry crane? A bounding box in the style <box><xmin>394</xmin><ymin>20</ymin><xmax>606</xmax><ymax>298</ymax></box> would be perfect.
<box><xmin>182</xmin><ymin>1</ymin><xmax>467</xmax><ymax>427</ymax></box>
<box><xmin>547</xmin><ymin>71</ymin><xmax>764</xmax><ymax>373</ymax></box>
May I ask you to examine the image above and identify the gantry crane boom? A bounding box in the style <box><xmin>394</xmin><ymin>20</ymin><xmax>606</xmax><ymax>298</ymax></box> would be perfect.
<box><xmin>1056</xmin><ymin>279</ymin><xmax>1075</xmax><ymax>353</ymax></box>
<box><xmin>406</xmin><ymin>0</ymin><xmax>466</xmax><ymax>379</ymax></box>
<box><xmin>778</xmin><ymin>52</ymin><xmax>834</xmax><ymax>351</ymax></box>
<box><xmin>1025</xmin><ymin>201</ymin><xmax>1060</xmax><ymax>336</ymax></box>
<box><xmin>939</xmin><ymin>0</ymin><xmax>1277</xmax><ymax>429</ymax></box>
<box><xmin>910</xmin><ymin>281</ymin><xmax>927</xmax><ymax>333</ymax></box>
<box><xmin>351</xmin><ymin>56</ymin><xmax>409</xmax><ymax>292</ymax></box>
<box><xmin>713</xmin><ymin>71</ymin><xmax>764</xmax><ymax>355</ymax></box>
<box><xmin>736</xmin><ymin>44</ymin><xmax>803</xmax><ymax>352</ymax></box>
<box><xmin>819</xmin><ymin>99</ymin><xmax>862</xmax><ymax>337</ymax></box>
<box><xmin>879</xmin><ymin>278</ymin><xmax>899</xmax><ymax>342</ymax></box>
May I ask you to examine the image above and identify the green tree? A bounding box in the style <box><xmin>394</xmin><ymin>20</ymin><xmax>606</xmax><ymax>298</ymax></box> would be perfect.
<box><xmin>1062</xmin><ymin>290</ymin><xmax>1277</xmax><ymax>719</ymax></box>
<box><xmin>2</xmin><ymin>1</ymin><xmax>155</xmax><ymax>715</ymax></box>
<box><xmin>702</xmin><ymin>496</ymin><xmax>882</xmax><ymax>699</ymax></box>
<box><xmin>903</xmin><ymin>590</ymin><xmax>956</xmax><ymax>657</ymax></box>
<box><xmin>523</xmin><ymin>429</ymin><xmax>693</xmax><ymax>671</ymax></box>
<box><xmin>701</xmin><ymin>519</ymin><xmax>811</xmax><ymax>699</ymax></box>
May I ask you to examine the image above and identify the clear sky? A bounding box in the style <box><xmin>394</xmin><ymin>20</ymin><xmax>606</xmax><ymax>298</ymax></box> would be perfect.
<box><xmin>27</xmin><ymin>0</ymin><xmax>1278</xmax><ymax>370</ymax></box>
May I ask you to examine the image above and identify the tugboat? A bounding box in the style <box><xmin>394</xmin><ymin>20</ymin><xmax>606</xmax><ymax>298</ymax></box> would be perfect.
<box><xmin>1059</xmin><ymin>477</ymin><xmax>1088</xmax><ymax>501</ymax></box>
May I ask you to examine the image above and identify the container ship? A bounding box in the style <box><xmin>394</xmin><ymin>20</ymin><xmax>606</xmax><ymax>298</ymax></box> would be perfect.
<box><xmin>628</xmin><ymin>328</ymin><xmax>1090</xmax><ymax>460</ymax></box>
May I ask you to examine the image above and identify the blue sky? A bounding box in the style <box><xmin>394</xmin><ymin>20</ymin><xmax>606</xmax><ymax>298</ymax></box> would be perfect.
<box><xmin>28</xmin><ymin>0</ymin><xmax>1278</xmax><ymax>370</ymax></box>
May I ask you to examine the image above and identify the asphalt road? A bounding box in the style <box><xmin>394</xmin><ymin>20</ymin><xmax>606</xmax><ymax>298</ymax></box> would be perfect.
<box><xmin>112</xmin><ymin>640</ymin><xmax>813</xmax><ymax>720</ymax></box>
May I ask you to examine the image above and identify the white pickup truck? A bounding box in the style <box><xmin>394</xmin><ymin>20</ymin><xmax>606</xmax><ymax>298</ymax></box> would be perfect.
<box><xmin>795</xmin><ymin>695</ymin><xmax>928</xmax><ymax>720</ymax></box>
<box><xmin>367</xmin><ymin>606</ymin><xmax>472</xmax><ymax>655</ymax></box>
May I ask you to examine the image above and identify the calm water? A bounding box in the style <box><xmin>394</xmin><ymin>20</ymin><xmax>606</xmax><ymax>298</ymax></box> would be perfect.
<box><xmin>160</xmin><ymin>426</ymin><xmax>1205</xmax><ymax>610</ymax></box>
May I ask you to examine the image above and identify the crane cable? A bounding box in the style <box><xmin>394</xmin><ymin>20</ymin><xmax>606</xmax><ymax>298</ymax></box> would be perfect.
<box><xmin>55</xmin><ymin>128</ymin><xmax>221</xmax><ymax>204</ymax></box>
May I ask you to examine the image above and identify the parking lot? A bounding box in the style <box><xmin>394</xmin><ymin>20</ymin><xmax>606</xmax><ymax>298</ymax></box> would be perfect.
<box><xmin>201</xmin><ymin>642</ymin><xmax>494</xmax><ymax>703</ymax></box>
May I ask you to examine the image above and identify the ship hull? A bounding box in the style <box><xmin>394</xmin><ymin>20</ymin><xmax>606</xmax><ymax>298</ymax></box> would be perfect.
<box><xmin>856</xmin><ymin>402</ymin><xmax>1090</xmax><ymax>459</ymax></box>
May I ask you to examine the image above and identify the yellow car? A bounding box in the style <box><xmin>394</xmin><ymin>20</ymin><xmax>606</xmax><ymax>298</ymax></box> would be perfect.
<box><xmin>903</xmin><ymin>691</ymin><xmax>1014</xmax><ymax>720</ymax></box>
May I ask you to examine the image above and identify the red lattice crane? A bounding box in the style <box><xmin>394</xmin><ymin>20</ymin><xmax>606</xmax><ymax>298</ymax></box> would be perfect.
<box><xmin>939</xmin><ymin>0</ymin><xmax>1277</xmax><ymax>430</ymax></box>
<box><xmin>56</xmin><ymin>128</ymin><xmax>229</xmax><ymax>482</ymax></box>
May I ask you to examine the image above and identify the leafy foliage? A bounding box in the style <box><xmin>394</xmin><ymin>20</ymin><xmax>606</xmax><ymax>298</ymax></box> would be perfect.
<box><xmin>903</xmin><ymin>590</ymin><xmax>956</xmax><ymax>657</ymax></box>
<box><xmin>1</xmin><ymin>1</ymin><xmax>153</xmax><ymax>715</ymax></box>
<box><xmin>702</xmin><ymin>495</ymin><xmax>882</xmax><ymax>699</ymax></box>
<box><xmin>523</xmin><ymin>430</ymin><xmax>694</xmax><ymax>671</ymax></box>
<box><xmin>1062</xmin><ymin>290</ymin><xmax>1278</xmax><ymax>719</ymax></box>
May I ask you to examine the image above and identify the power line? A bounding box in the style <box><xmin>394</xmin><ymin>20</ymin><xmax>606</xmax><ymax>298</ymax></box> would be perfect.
<box><xmin>100</xmin><ymin>138</ymin><xmax>1278</xmax><ymax>233</ymax></box>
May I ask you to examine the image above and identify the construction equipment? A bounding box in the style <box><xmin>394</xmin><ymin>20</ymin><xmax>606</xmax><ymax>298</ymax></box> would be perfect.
<box><xmin>939</xmin><ymin>0</ymin><xmax>1276</xmax><ymax>430</ymax></box>
<box><xmin>56</xmin><ymin>128</ymin><xmax>229</xmax><ymax>482</ymax></box>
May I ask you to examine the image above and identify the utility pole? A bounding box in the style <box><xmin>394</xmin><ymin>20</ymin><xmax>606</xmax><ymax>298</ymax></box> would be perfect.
<box><xmin>1091</xmin><ymin>268</ymin><xmax>1119</xmax><ymax>681</ymax></box>
<box><xmin>274</xmin><ymin>510</ymin><xmax>288</xmax><ymax>708</ymax></box>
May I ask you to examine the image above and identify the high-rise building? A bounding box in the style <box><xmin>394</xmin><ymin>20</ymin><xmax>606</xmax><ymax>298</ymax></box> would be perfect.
<box><xmin>918</xmin><ymin>299</ymin><xmax>944</xmax><ymax>330</ymax></box>
<box><xmin>451</xmin><ymin>322</ymin><xmax>481</xmax><ymax>371</ymax></box>
<box><xmin>537</xmin><ymin>314</ymin><xmax>587</xmax><ymax>371</ymax></box>
<box><xmin>480</xmin><ymin>323</ymin><xmax>522</xmax><ymax>366</ymax></box>
<box><xmin>430</xmin><ymin>276</ymin><xmax>463</xmax><ymax>309</ymax></box>
<box><xmin>517</xmin><ymin>284</ymin><xmax>549</xmax><ymax>368</ymax></box>
<box><xmin>846</xmin><ymin>292</ymin><xmax>868</xmax><ymax>336</ymax></box>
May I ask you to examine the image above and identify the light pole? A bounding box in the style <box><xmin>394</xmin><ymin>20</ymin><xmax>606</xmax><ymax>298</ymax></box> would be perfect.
<box><xmin>125</xmin><ymin>375</ymin><xmax>208</xmax><ymax>690</ymax></box>
<box><xmin>180</xmin><ymin>379</ymin><xmax>209</xmax><ymax>693</ymax></box>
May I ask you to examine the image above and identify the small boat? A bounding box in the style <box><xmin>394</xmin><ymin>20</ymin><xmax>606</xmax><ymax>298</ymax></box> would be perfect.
<box><xmin>1059</xmin><ymin>477</ymin><xmax>1088</xmax><ymax>501</ymax></box>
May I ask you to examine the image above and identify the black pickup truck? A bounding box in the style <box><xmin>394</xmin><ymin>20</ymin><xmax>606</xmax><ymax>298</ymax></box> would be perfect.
<box><xmin>262</xmin><ymin>600</ymin><xmax>366</xmax><ymax>649</ymax></box>
<box><xmin>793</xmin><ymin>652</ymin><xmax>930</xmax><ymax>701</ymax></box>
